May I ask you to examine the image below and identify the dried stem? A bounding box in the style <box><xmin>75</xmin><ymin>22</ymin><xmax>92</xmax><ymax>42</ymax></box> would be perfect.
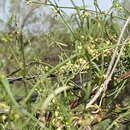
<box><xmin>86</xmin><ymin>16</ymin><xmax>130</xmax><ymax>109</ymax></box>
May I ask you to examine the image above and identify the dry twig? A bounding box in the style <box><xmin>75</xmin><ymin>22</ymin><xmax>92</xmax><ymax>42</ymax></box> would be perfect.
<box><xmin>86</xmin><ymin>16</ymin><xmax>130</xmax><ymax>109</ymax></box>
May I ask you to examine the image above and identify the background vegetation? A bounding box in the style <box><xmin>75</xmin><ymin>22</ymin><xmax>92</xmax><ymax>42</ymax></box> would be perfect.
<box><xmin>0</xmin><ymin>0</ymin><xmax>130</xmax><ymax>129</ymax></box>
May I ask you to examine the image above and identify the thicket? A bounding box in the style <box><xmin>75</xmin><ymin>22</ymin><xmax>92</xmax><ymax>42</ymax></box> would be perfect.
<box><xmin>0</xmin><ymin>0</ymin><xmax>130</xmax><ymax>129</ymax></box>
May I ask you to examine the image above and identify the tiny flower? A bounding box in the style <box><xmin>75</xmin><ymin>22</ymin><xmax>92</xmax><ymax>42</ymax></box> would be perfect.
<box><xmin>83</xmin><ymin>12</ymin><xmax>91</xmax><ymax>17</ymax></box>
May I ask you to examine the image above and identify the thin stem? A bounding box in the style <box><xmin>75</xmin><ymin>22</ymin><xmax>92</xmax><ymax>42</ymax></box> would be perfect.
<box><xmin>86</xmin><ymin>16</ymin><xmax>130</xmax><ymax>109</ymax></box>
<box><xmin>24</xmin><ymin>54</ymin><xmax>79</xmax><ymax>105</ymax></box>
<box><xmin>32</xmin><ymin>2</ymin><xmax>127</xmax><ymax>21</ymax></box>
<box><xmin>107</xmin><ymin>110</ymin><xmax>130</xmax><ymax>130</ymax></box>
<box><xmin>41</xmin><ymin>85</ymin><xmax>70</xmax><ymax>111</ymax></box>
<box><xmin>19</xmin><ymin>31</ymin><xmax>28</xmax><ymax>94</ymax></box>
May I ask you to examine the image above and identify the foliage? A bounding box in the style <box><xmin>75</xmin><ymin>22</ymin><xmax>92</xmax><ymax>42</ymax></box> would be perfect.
<box><xmin>0</xmin><ymin>0</ymin><xmax>130</xmax><ymax>130</ymax></box>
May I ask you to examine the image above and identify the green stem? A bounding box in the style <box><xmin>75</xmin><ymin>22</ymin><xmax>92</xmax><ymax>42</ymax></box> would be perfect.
<box><xmin>24</xmin><ymin>54</ymin><xmax>79</xmax><ymax>104</ymax></box>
